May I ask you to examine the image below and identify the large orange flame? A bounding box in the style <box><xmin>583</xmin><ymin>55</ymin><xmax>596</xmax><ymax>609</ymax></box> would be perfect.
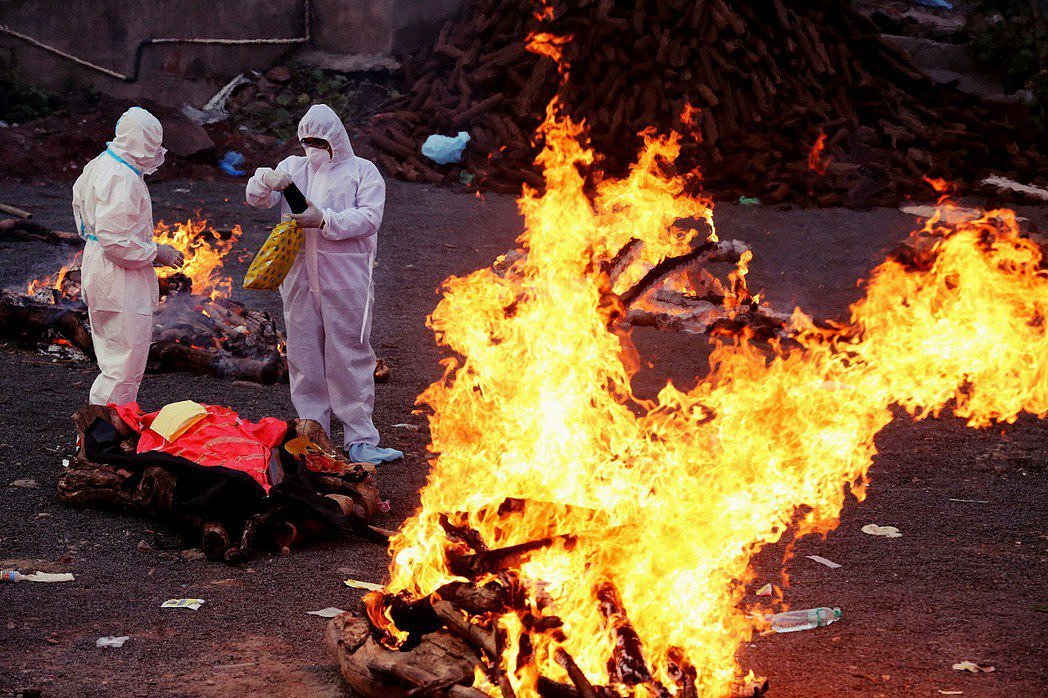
<box><xmin>381</xmin><ymin>100</ymin><xmax>1046</xmax><ymax>695</ymax></box>
<box><xmin>153</xmin><ymin>218</ymin><xmax>243</xmax><ymax>299</ymax></box>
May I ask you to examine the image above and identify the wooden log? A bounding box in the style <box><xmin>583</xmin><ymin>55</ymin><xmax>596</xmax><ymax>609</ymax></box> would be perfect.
<box><xmin>595</xmin><ymin>582</ymin><xmax>653</xmax><ymax>687</ymax></box>
<box><xmin>448</xmin><ymin>534</ymin><xmax>577</xmax><ymax>578</ymax></box>
<box><xmin>325</xmin><ymin>612</ymin><xmax>484</xmax><ymax>698</ymax></box>
<box><xmin>554</xmin><ymin>648</ymin><xmax>599</xmax><ymax>698</ymax></box>
<box><xmin>0</xmin><ymin>218</ymin><xmax>81</xmax><ymax>244</ymax></box>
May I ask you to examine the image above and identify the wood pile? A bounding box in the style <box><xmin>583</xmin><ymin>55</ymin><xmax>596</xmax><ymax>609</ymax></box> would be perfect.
<box><xmin>325</xmin><ymin>499</ymin><xmax>770</xmax><ymax>697</ymax></box>
<box><xmin>61</xmin><ymin>406</ymin><xmax>388</xmax><ymax>562</ymax></box>
<box><xmin>368</xmin><ymin>0</ymin><xmax>1045</xmax><ymax>206</ymax></box>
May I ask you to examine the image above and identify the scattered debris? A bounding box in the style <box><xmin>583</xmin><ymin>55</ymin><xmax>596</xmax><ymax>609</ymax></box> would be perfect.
<box><xmin>306</xmin><ymin>607</ymin><xmax>345</xmax><ymax>618</ymax></box>
<box><xmin>899</xmin><ymin>203</ymin><xmax>984</xmax><ymax>224</ymax></box>
<box><xmin>180</xmin><ymin>549</ymin><xmax>205</xmax><ymax>561</ymax></box>
<box><xmin>391</xmin><ymin>423</ymin><xmax>420</xmax><ymax>431</ymax></box>
<box><xmin>937</xmin><ymin>691</ymin><xmax>963</xmax><ymax>695</ymax></box>
<box><xmin>806</xmin><ymin>555</ymin><xmax>842</xmax><ymax>569</ymax></box>
<box><xmin>182</xmin><ymin>74</ymin><xmax>252</xmax><ymax>125</ymax></box>
<box><xmin>218</xmin><ymin>151</ymin><xmax>247</xmax><ymax>176</ymax></box>
<box><xmin>161</xmin><ymin>598</ymin><xmax>205</xmax><ymax>610</ymax></box>
<box><xmin>766</xmin><ymin>607</ymin><xmax>842</xmax><ymax>633</ymax></box>
<box><xmin>22</xmin><ymin>571</ymin><xmax>75</xmax><ymax>583</ymax></box>
<box><xmin>343</xmin><ymin>578</ymin><xmax>383</xmax><ymax>591</ymax></box>
<box><xmin>948</xmin><ymin>498</ymin><xmax>989</xmax><ymax>504</ymax></box>
<box><xmin>862</xmin><ymin>524</ymin><xmax>902</xmax><ymax>538</ymax></box>
<box><xmin>96</xmin><ymin>636</ymin><xmax>129</xmax><ymax>649</ymax></box>
<box><xmin>738</xmin><ymin>196</ymin><xmax>761</xmax><ymax>206</ymax></box>
<box><xmin>980</xmin><ymin>175</ymin><xmax>1048</xmax><ymax>202</ymax></box>
<box><xmin>421</xmin><ymin>131</ymin><xmax>471</xmax><ymax>165</ymax></box>
<box><xmin>952</xmin><ymin>661</ymin><xmax>994</xmax><ymax>673</ymax></box>
<box><xmin>756</xmin><ymin>583</ymin><xmax>773</xmax><ymax>597</ymax></box>
<box><xmin>8</xmin><ymin>479</ymin><xmax>39</xmax><ymax>488</ymax></box>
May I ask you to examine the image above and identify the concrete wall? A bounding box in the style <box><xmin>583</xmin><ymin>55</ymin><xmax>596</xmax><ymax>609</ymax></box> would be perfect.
<box><xmin>0</xmin><ymin>0</ymin><xmax>462</xmax><ymax>108</ymax></box>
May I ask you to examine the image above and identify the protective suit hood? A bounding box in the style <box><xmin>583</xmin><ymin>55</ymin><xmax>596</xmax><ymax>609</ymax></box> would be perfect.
<box><xmin>297</xmin><ymin>104</ymin><xmax>354</xmax><ymax>164</ymax></box>
<box><xmin>108</xmin><ymin>107</ymin><xmax>164</xmax><ymax>174</ymax></box>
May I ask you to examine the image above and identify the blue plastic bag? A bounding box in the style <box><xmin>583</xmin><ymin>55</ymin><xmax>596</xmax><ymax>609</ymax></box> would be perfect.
<box><xmin>912</xmin><ymin>0</ymin><xmax>952</xmax><ymax>8</ymax></box>
<box><xmin>421</xmin><ymin>132</ymin><xmax>471</xmax><ymax>165</ymax></box>
<box><xmin>219</xmin><ymin>150</ymin><xmax>246</xmax><ymax>176</ymax></box>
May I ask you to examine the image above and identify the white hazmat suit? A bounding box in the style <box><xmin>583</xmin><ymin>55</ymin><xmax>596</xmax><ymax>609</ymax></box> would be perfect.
<box><xmin>73</xmin><ymin>107</ymin><xmax>168</xmax><ymax>406</ymax></box>
<box><xmin>246</xmin><ymin>105</ymin><xmax>388</xmax><ymax>452</ymax></box>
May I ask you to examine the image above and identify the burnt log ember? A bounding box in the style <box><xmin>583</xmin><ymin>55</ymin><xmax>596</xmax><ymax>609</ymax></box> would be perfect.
<box><xmin>0</xmin><ymin>217</ymin><xmax>81</xmax><ymax>244</ymax></box>
<box><xmin>58</xmin><ymin>409</ymin><xmax>386</xmax><ymax>562</ymax></box>
<box><xmin>326</xmin><ymin>611</ymin><xmax>488</xmax><ymax>698</ymax></box>
<box><xmin>448</xmin><ymin>534</ymin><xmax>577</xmax><ymax>578</ymax></box>
<box><xmin>594</xmin><ymin>582</ymin><xmax>655</xmax><ymax>688</ymax></box>
<box><xmin>0</xmin><ymin>288</ymin><xmax>288</xmax><ymax>384</ymax></box>
<box><xmin>368</xmin><ymin>0</ymin><xmax>1045</xmax><ymax>206</ymax></box>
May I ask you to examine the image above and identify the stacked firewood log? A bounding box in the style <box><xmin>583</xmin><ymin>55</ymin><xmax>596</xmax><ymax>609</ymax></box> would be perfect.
<box><xmin>368</xmin><ymin>0</ymin><xmax>1045</xmax><ymax>206</ymax></box>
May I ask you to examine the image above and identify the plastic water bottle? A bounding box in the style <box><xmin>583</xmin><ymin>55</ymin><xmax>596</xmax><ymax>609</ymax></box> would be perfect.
<box><xmin>1</xmin><ymin>570</ymin><xmax>25</xmax><ymax>583</ymax></box>
<box><xmin>767</xmin><ymin>607</ymin><xmax>841</xmax><ymax>633</ymax></box>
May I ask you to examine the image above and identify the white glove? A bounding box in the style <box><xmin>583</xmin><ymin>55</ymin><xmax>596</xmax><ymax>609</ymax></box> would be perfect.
<box><xmin>155</xmin><ymin>244</ymin><xmax>185</xmax><ymax>268</ymax></box>
<box><xmin>261</xmin><ymin>168</ymin><xmax>292</xmax><ymax>191</ymax></box>
<box><xmin>291</xmin><ymin>202</ymin><xmax>325</xmax><ymax>229</ymax></box>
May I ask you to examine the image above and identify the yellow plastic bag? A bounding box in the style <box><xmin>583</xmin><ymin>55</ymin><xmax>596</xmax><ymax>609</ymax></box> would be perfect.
<box><xmin>243</xmin><ymin>220</ymin><xmax>303</xmax><ymax>290</ymax></box>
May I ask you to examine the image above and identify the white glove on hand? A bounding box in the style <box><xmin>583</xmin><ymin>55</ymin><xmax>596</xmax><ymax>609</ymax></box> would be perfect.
<box><xmin>291</xmin><ymin>202</ymin><xmax>325</xmax><ymax>229</ymax></box>
<box><xmin>155</xmin><ymin>244</ymin><xmax>185</xmax><ymax>268</ymax></box>
<box><xmin>261</xmin><ymin>168</ymin><xmax>292</xmax><ymax>191</ymax></box>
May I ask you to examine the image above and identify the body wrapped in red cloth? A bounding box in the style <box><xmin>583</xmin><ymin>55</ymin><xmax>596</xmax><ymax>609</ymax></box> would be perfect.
<box><xmin>114</xmin><ymin>403</ymin><xmax>287</xmax><ymax>491</ymax></box>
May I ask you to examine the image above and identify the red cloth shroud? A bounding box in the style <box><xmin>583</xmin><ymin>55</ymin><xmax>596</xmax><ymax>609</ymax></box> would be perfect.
<box><xmin>114</xmin><ymin>403</ymin><xmax>287</xmax><ymax>491</ymax></box>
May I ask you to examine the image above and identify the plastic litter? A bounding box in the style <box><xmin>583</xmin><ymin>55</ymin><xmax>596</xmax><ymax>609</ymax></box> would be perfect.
<box><xmin>219</xmin><ymin>151</ymin><xmax>247</xmax><ymax>176</ymax></box>
<box><xmin>96</xmin><ymin>636</ymin><xmax>130</xmax><ymax>648</ymax></box>
<box><xmin>24</xmin><ymin>571</ymin><xmax>75</xmax><ymax>583</ymax></box>
<box><xmin>8</xmin><ymin>479</ymin><xmax>38</xmax><ymax>488</ymax></box>
<box><xmin>1</xmin><ymin>570</ymin><xmax>25</xmax><ymax>582</ymax></box>
<box><xmin>862</xmin><ymin>523</ymin><xmax>902</xmax><ymax>538</ymax></box>
<box><xmin>161</xmin><ymin>598</ymin><xmax>205</xmax><ymax>610</ymax></box>
<box><xmin>244</xmin><ymin>220</ymin><xmax>304</xmax><ymax>291</ymax></box>
<box><xmin>952</xmin><ymin>661</ymin><xmax>994</xmax><ymax>673</ymax></box>
<box><xmin>912</xmin><ymin>0</ymin><xmax>952</xmax><ymax>8</ymax></box>
<box><xmin>149</xmin><ymin>400</ymin><xmax>207</xmax><ymax>442</ymax></box>
<box><xmin>766</xmin><ymin>606</ymin><xmax>841</xmax><ymax>633</ymax></box>
<box><xmin>756</xmin><ymin>583</ymin><xmax>773</xmax><ymax>597</ymax></box>
<box><xmin>459</xmin><ymin>171</ymin><xmax>475</xmax><ymax>185</ymax></box>
<box><xmin>306</xmin><ymin>607</ymin><xmax>345</xmax><ymax>618</ymax></box>
<box><xmin>343</xmin><ymin>579</ymin><xmax>383</xmax><ymax>591</ymax></box>
<box><xmin>738</xmin><ymin>196</ymin><xmax>761</xmax><ymax>206</ymax></box>
<box><xmin>182</xmin><ymin>74</ymin><xmax>250</xmax><ymax>125</ymax></box>
<box><xmin>806</xmin><ymin>555</ymin><xmax>841</xmax><ymax>569</ymax></box>
<box><xmin>421</xmin><ymin>131</ymin><xmax>471</xmax><ymax>165</ymax></box>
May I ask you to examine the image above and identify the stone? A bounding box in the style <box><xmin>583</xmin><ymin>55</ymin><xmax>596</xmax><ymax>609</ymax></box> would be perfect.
<box><xmin>266</xmin><ymin>66</ymin><xmax>293</xmax><ymax>84</ymax></box>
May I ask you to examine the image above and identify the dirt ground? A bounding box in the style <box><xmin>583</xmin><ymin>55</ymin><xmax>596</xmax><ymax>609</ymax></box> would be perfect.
<box><xmin>0</xmin><ymin>176</ymin><xmax>1045</xmax><ymax>697</ymax></box>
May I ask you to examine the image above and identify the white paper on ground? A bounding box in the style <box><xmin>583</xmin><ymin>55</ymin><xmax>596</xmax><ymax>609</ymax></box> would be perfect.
<box><xmin>861</xmin><ymin>524</ymin><xmax>902</xmax><ymax>538</ymax></box>
<box><xmin>24</xmin><ymin>571</ymin><xmax>75</xmax><ymax>583</ymax></box>
<box><xmin>306</xmin><ymin>607</ymin><xmax>345</xmax><ymax>618</ymax></box>
<box><xmin>96</xmin><ymin>636</ymin><xmax>129</xmax><ymax>648</ymax></box>
<box><xmin>161</xmin><ymin>598</ymin><xmax>204</xmax><ymax>610</ymax></box>
<box><xmin>806</xmin><ymin>555</ymin><xmax>842</xmax><ymax>569</ymax></box>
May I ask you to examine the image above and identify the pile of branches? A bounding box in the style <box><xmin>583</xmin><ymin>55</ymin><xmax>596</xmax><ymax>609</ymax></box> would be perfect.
<box><xmin>369</xmin><ymin>0</ymin><xmax>1046</xmax><ymax>206</ymax></box>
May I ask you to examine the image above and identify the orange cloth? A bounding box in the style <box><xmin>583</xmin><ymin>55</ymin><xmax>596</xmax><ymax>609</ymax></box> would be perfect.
<box><xmin>114</xmin><ymin>402</ymin><xmax>287</xmax><ymax>491</ymax></box>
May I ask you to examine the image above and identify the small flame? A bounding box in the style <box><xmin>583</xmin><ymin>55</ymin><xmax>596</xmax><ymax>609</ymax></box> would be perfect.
<box><xmin>526</xmin><ymin>32</ymin><xmax>572</xmax><ymax>68</ymax></box>
<box><xmin>808</xmin><ymin>132</ymin><xmax>830</xmax><ymax>175</ymax></box>
<box><xmin>153</xmin><ymin>219</ymin><xmax>243</xmax><ymax>300</ymax></box>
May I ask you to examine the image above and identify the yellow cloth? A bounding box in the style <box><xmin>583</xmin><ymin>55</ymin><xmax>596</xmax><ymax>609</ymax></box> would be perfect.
<box><xmin>150</xmin><ymin>400</ymin><xmax>207</xmax><ymax>442</ymax></box>
<box><xmin>243</xmin><ymin>219</ymin><xmax>303</xmax><ymax>291</ymax></box>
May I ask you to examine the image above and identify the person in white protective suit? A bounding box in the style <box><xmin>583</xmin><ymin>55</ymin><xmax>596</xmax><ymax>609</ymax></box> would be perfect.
<box><xmin>245</xmin><ymin>104</ymin><xmax>403</xmax><ymax>465</ymax></box>
<box><xmin>73</xmin><ymin>106</ymin><xmax>184</xmax><ymax>406</ymax></box>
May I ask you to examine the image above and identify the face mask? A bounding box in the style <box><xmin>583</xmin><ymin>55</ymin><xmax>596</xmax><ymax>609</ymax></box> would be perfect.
<box><xmin>305</xmin><ymin>146</ymin><xmax>331</xmax><ymax>170</ymax></box>
<box><xmin>143</xmin><ymin>147</ymin><xmax>167</xmax><ymax>175</ymax></box>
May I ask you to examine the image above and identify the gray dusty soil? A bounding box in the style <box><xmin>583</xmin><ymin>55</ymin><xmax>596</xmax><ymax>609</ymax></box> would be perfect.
<box><xmin>0</xmin><ymin>177</ymin><xmax>1045</xmax><ymax>697</ymax></box>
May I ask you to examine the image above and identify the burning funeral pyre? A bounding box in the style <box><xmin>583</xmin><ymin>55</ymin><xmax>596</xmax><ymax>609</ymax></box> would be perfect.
<box><xmin>326</xmin><ymin>103</ymin><xmax>1046</xmax><ymax>697</ymax></box>
<box><xmin>0</xmin><ymin>218</ymin><xmax>287</xmax><ymax>384</ymax></box>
